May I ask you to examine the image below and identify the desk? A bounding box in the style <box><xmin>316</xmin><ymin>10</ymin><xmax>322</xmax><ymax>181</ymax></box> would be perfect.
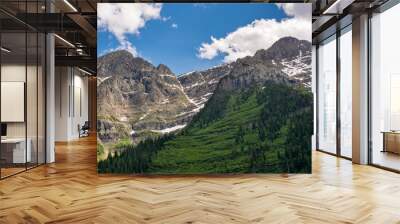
<box><xmin>1</xmin><ymin>138</ymin><xmax>31</xmax><ymax>163</ymax></box>
<box><xmin>382</xmin><ymin>131</ymin><xmax>400</xmax><ymax>154</ymax></box>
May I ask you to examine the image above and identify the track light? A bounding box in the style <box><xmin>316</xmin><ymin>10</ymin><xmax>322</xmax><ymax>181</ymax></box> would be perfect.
<box><xmin>54</xmin><ymin>34</ymin><xmax>75</xmax><ymax>48</ymax></box>
<box><xmin>1</xmin><ymin>47</ymin><xmax>11</xmax><ymax>53</ymax></box>
<box><xmin>63</xmin><ymin>0</ymin><xmax>78</xmax><ymax>12</ymax></box>
<box><xmin>322</xmin><ymin>0</ymin><xmax>355</xmax><ymax>15</ymax></box>
<box><xmin>78</xmin><ymin>67</ymin><xmax>93</xmax><ymax>76</ymax></box>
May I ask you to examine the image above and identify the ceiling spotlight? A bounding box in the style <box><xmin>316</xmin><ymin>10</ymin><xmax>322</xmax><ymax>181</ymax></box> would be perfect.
<box><xmin>78</xmin><ymin>67</ymin><xmax>92</xmax><ymax>76</ymax></box>
<box><xmin>1</xmin><ymin>47</ymin><xmax>11</xmax><ymax>53</ymax></box>
<box><xmin>322</xmin><ymin>0</ymin><xmax>355</xmax><ymax>15</ymax></box>
<box><xmin>54</xmin><ymin>34</ymin><xmax>75</xmax><ymax>48</ymax></box>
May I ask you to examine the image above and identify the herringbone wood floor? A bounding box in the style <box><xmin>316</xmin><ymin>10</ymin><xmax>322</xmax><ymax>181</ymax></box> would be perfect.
<box><xmin>1</xmin><ymin>136</ymin><xmax>400</xmax><ymax>224</ymax></box>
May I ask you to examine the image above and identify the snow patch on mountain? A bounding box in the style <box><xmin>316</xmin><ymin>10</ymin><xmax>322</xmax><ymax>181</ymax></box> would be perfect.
<box><xmin>178</xmin><ymin>71</ymin><xmax>195</xmax><ymax>77</ymax></box>
<box><xmin>151</xmin><ymin>124</ymin><xmax>187</xmax><ymax>133</ymax></box>
<box><xmin>139</xmin><ymin>113</ymin><xmax>149</xmax><ymax>121</ymax></box>
<box><xmin>159</xmin><ymin>74</ymin><xmax>176</xmax><ymax>78</ymax></box>
<box><xmin>160</xmin><ymin>99</ymin><xmax>170</xmax><ymax>104</ymax></box>
<box><xmin>208</xmin><ymin>79</ymin><xmax>219</xmax><ymax>85</ymax></box>
<box><xmin>280</xmin><ymin>53</ymin><xmax>311</xmax><ymax>77</ymax></box>
<box><xmin>184</xmin><ymin>81</ymin><xmax>206</xmax><ymax>89</ymax></box>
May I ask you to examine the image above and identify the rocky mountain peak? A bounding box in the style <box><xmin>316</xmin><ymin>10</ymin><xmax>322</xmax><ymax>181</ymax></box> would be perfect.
<box><xmin>106</xmin><ymin>49</ymin><xmax>133</xmax><ymax>58</ymax></box>
<box><xmin>218</xmin><ymin>36</ymin><xmax>312</xmax><ymax>91</ymax></box>
<box><xmin>254</xmin><ymin>36</ymin><xmax>311</xmax><ymax>61</ymax></box>
<box><xmin>97</xmin><ymin>50</ymin><xmax>155</xmax><ymax>78</ymax></box>
<box><xmin>157</xmin><ymin>64</ymin><xmax>173</xmax><ymax>74</ymax></box>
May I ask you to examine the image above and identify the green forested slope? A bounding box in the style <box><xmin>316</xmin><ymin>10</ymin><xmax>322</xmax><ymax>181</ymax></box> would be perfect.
<box><xmin>98</xmin><ymin>81</ymin><xmax>313</xmax><ymax>174</ymax></box>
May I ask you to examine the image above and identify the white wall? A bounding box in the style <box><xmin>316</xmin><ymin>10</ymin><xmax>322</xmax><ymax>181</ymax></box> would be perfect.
<box><xmin>1</xmin><ymin>65</ymin><xmax>40</xmax><ymax>137</ymax></box>
<box><xmin>1</xmin><ymin>63</ymin><xmax>46</xmax><ymax>164</ymax></box>
<box><xmin>1</xmin><ymin>65</ymin><xmax>26</xmax><ymax>139</ymax></box>
<box><xmin>55</xmin><ymin>67</ymin><xmax>89</xmax><ymax>141</ymax></box>
<box><xmin>72</xmin><ymin>73</ymin><xmax>89</xmax><ymax>138</ymax></box>
<box><xmin>55</xmin><ymin>66</ymin><xmax>69</xmax><ymax>141</ymax></box>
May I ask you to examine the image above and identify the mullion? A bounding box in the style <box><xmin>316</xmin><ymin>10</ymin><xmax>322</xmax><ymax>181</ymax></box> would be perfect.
<box><xmin>316</xmin><ymin>44</ymin><xmax>319</xmax><ymax>151</ymax></box>
<box><xmin>36</xmin><ymin>0</ymin><xmax>39</xmax><ymax>168</ymax></box>
<box><xmin>367</xmin><ymin>11</ymin><xmax>373</xmax><ymax>166</ymax></box>
<box><xmin>0</xmin><ymin>21</ymin><xmax>2</xmax><ymax>179</ymax></box>
<box><xmin>25</xmin><ymin>0</ymin><xmax>28</xmax><ymax>172</ymax></box>
<box><xmin>336</xmin><ymin>29</ymin><xmax>341</xmax><ymax>157</ymax></box>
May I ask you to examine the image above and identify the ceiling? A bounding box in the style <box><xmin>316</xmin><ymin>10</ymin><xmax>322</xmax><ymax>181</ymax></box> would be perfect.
<box><xmin>3</xmin><ymin>0</ymin><xmax>392</xmax><ymax>73</ymax></box>
<box><xmin>311</xmin><ymin>0</ymin><xmax>390</xmax><ymax>43</ymax></box>
<box><xmin>0</xmin><ymin>0</ymin><xmax>98</xmax><ymax>74</ymax></box>
<box><xmin>0</xmin><ymin>0</ymin><xmax>318</xmax><ymax>75</ymax></box>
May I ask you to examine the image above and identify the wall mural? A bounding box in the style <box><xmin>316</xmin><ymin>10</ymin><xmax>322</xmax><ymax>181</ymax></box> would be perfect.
<box><xmin>97</xmin><ymin>3</ymin><xmax>313</xmax><ymax>174</ymax></box>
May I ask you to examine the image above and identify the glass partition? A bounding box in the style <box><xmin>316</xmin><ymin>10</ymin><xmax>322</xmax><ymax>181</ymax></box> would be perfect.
<box><xmin>1</xmin><ymin>30</ymin><xmax>28</xmax><ymax>177</ymax></box>
<box><xmin>339</xmin><ymin>26</ymin><xmax>352</xmax><ymax>158</ymax></box>
<box><xmin>38</xmin><ymin>32</ymin><xmax>45</xmax><ymax>165</ymax></box>
<box><xmin>317</xmin><ymin>35</ymin><xmax>337</xmax><ymax>154</ymax></box>
<box><xmin>0</xmin><ymin>1</ymin><xmax>46</xmax><ymax>179</ymax></box>
<box><xmin>27</xmin><ymin>31</ymin><xmax>38</xmax><ymax>169</ymax></box>
<box><xmin>371</xmin><ymin>3</ymin><xmax>400</xmax><ymax>171</ymax></box>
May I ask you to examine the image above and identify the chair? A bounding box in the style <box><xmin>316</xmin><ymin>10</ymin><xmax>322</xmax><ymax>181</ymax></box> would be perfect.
<box><xmin>79</xmin><ymin>121</ymin><xmax>90</xmax><ymax>138</ymax></box>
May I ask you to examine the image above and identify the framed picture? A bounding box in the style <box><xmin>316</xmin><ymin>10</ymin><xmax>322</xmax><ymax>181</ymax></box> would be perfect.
<box><xmin>97</xmin><ymin>3</ymin><xmax>312</xmax><ymax>174</ymax></box>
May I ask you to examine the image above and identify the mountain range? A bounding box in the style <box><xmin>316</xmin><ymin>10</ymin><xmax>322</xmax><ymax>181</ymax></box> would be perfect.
<box><xmin>97</xmin><ymin>36</ymin><xmax>311</xmax><ymax>145</ymax></box>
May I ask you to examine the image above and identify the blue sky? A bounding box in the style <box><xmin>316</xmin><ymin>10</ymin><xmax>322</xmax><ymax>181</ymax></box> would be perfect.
<box><xmin>98</xmin><ymin>3</ymin><xmax>310</xmax><ymax>75</ymax></box>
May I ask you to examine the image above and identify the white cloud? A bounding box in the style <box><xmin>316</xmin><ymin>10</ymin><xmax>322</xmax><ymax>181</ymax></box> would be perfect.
<box><xmin>276</xmin><ymin>3</ymin><xmax>311</xmax><ymax>20</ymax></box>
<box><xmin>171</xmin><ymin>23</ymin><xmax>178</xmax><ymax>29</ymax></box>
<box><xmin>197</xmin><ymin>3</ymin><xmax>311</xmax><ymax>63</ymax></box>
<box><xmin>162</xmin><ymin>16</ymin><xmax>171</xmax><ymax>22</ymax></box>
<box><xmin>97</xmin><ymin>3</ymin><xmax>163</xmax><ymax>56</ymax></box>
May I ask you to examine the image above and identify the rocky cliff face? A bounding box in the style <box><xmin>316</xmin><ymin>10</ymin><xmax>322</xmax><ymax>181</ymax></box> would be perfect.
<box><xmin>253</xmin><ymin>36</ymin><xmax>312</xmax><ymax>87</ymax></box>
<box><xmin>97</xmin><ymin>37</ymin><xmax>311</xmax><ymax>143</ymax></box>
<box><xmin>177</xmin><ymin>64</ymin><xmax>232</xmax><ymax>112</ymax></box>
<box><xmin>97</xmin><ymin>50</ymin><xmax>197</xmax><ymax>141</ymax></box>
<box><xmin>179</xmin><ymin>37</ymin><xmax>311</xmax><ymax>96</ymax></box>
<box><xmin>214</xmin><ymin>37</ymin><xmax>311</xmax><ymax>91</ymax></box>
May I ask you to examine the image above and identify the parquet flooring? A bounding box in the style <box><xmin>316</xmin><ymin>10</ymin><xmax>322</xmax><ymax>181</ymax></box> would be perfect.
<box><xmin>0</xmin><ymin>167</ymin><xmax>26</xmax><ymax>178</ymax></box>
<box><xmin>1</xmin><ymin>135</ymin><xmax>400</xmax><ymax>223</ymax></box>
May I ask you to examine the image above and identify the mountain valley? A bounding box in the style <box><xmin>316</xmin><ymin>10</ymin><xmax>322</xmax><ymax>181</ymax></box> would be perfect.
<box><xmin>97</xmin><ymin>37</ymin><xmax>312</xmax><ymax>163</ymax></box>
